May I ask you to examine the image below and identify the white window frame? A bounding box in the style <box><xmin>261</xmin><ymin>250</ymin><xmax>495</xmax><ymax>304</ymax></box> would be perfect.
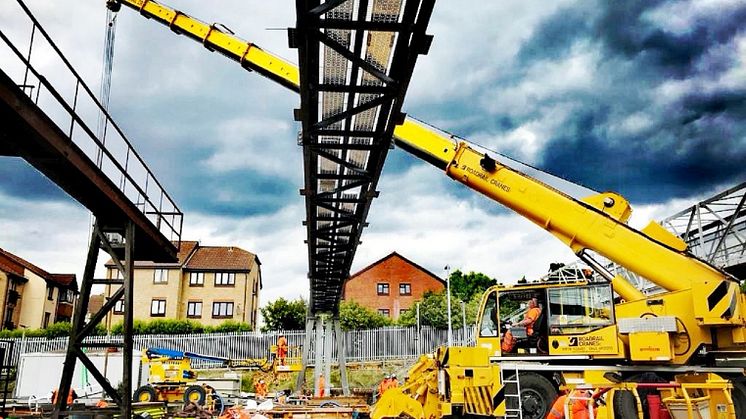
<box><xmin>151</xmin><ymin>299</ymin><xmax>166</xmax><ymax>316</ymax></box>
<box><xmin>189</xmin><ymin>272</ymin><xmax>204</xmax><ymax>286</ymax></box>
<box><xmin>187</xmin><ymin>301</ymin><xmax>202</xmax><ymax>317</ymax></box>
<box><xmin>113</xmin><ymin>299</ymin><xmax>124</xmax><ymax>314</ymax></box>
<box><xmin>153</xmin><ymin>269</ymin><xmax>168</xmax><ymax>284</ymax></box>
<box><xmin>212</xmin><ymin>301</ymin><xmax>235</xmax><ymax>318</ymax></box>
<box><xmin>215</xmin><ymin>272</ymin><xmax>236</xmax><ymax>286</ymax></box>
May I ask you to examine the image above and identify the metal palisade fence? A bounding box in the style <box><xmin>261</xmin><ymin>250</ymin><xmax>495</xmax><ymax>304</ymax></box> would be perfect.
<box><xmin>3</xmin><ymin>326</ymin><xmax>475</xmax><ymax>369</ymax></box>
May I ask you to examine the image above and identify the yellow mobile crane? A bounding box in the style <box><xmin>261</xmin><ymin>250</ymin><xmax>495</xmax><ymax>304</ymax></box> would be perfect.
<box><xmin>108</xmin><ymin>1</ymin><xmax>746</xmax><ymax>417</ymax></box>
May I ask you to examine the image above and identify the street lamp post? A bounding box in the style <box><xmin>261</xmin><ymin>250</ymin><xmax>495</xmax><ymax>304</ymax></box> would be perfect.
<box><xmin>445</xmin><ymin>265</ymin><xmax>452</xmax><ymax>347</ymax></box>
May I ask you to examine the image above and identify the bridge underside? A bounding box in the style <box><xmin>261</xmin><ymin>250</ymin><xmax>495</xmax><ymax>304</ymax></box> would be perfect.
<box><xmin>0</xmin><ymin>68</ymin><xmax>176</xmax><ymax>262</ymax></box>
<box><xmin>294</xmin><ymin>0</ymin><xmax>435</xmax><ymax>314</ymax></box>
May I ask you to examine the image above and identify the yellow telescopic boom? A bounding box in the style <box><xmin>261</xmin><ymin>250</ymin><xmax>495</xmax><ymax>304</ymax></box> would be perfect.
<box><xmin>110</xmin><ymin>0</ymin><xmax>738</xmax><ymax>310</ymax></box>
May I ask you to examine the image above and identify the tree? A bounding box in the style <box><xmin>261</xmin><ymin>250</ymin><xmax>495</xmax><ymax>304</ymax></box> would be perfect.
<box><xmin>260</xmin><ymin>297</ymin><xmax>307</xmax><ymax>332</ymax></box>
<box><xmin>339</xmin><ymin>301</ymin><xmax>392</xmax><ymax>330</ymax></box>
<box><xmin>397</xmin><ymin>290</ymin><xmax>481</xmax><ymax>329</ymax></box>
<box><xmin>449</xmin><ymin>269</ymin><xmax>496</xmax><ymax>302</ymax></box>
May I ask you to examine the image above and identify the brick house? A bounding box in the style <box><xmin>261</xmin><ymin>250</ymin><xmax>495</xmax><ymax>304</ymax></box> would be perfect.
<box><xmin>104</xmin><ymin>241</ymin><xmax>262</xmax><ymax>328</ymax></box>
<box><xmin>342</xmin><ymin>252</ymin><xmax>445</xmax><ymax>320</ymax></box>
<box><xmin>0</xmin><ymin>248</ymin><xmax>78</xmax><ymax>330</ymax></box>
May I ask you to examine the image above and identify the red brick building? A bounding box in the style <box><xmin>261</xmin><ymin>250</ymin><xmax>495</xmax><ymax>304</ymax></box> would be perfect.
<box><xmin>342</xmin><ymin>252</ymin><xmax>445</xmax><ymax>319</ymax></box>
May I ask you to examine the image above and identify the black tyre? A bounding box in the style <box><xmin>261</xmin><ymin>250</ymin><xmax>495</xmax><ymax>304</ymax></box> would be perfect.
<box><xmin>612</xmin><ymin>390</ymin><xmax>640</xmax><ymax>419</ymax></box>
<box><xmin>133</xmin><ymin>385</ymin><xmax>157</xmax><ymax>402</ymax></box>
<box><xmin>730</xmin><ymin>377</ymin><xmax>746</xmax><ymax>419</ymax></box>
<box><xmin>505</xmin><ymin>372</ymin><xmax>557</xmax><ymax>419</ymax></box>
<box><xmin>183</xmin><ymin>385</ymin><xmax>207</xmax><ymax>405</ymax></box>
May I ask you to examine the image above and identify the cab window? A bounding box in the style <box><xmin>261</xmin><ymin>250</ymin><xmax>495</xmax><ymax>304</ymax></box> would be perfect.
<box><xmin>547</xmin><ymin>284</ymin><xmax>614</xmax><ymax>335</ymax></box>
<box><xmin>479</xmin><ymin>291</ymin><xmax>499</xmax><ymax>337</ymax></box>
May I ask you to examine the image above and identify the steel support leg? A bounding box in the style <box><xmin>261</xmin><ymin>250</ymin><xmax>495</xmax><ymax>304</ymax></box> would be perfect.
<box><xmin>333</xmin><ymin>318</ymin><xmax>349</xmax><ymax>395</ymax></box>
<box><xmin>53</xmin><ymin>220</ymin><xmax>134</xmax><ymax>418</ymax></box>
<box><xmin>296</xmin><ymin>316</ymin><xmax>315</xmax><ymax>394</ymax></box>
<box><xmin>323</xmin><ymin>318</ymin><xmax>333</xmax><ymax>394</ymax></box>
<box><xmin>53</xmin><ymin>222</ymin><xmax>100</xmax><ymax>419</ymax></box>
<box><xmin>121</xmin><ymin>221</ymin><xmax>135</xmax><ymax>418</ymax></box>
<box><xmin>313</xmin><ymin>316</ymin><xmax>324</xmax><ymax>397</ymax></box>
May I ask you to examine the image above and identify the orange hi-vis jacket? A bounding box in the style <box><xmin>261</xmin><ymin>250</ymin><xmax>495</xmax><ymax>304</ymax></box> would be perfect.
<box><xmin>525</xmin><ymin>307</ymin><xmax>541</xmax><ymax>336</ymax></box>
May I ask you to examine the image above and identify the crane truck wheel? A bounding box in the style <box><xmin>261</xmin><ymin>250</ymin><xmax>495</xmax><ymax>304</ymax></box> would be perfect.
<box><xmin>505</xmin><ymin>372</ymin><xmax>557</xmax><ymax>419</ymax></box>
<box><xmin>183</xmin><ymin>385</ymin><xmax>207</xmax><ymax>405</ymax></box>
<box><xmin>730</xmin><ymin>378</ymin><xmax>746</xmax><ymax>418</ymax></box>
<box><xmin>133</xmin><ymin>385</ymin><xmax>157</xmax><ymax>402</ymax></box>
<box><xmin>612</xmin><ymin>391</ymin><xmax>639</xmax><ymax>419</ymax></box>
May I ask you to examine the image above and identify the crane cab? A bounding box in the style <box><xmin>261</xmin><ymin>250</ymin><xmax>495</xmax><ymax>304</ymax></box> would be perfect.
<box><xmin>476</xmin><ymin>278</ymin><xmax>625</xmax><ymax>360</ymax></box>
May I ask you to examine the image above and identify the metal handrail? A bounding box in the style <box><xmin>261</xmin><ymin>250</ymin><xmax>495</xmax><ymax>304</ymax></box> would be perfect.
<box><xmin>0</xmin><ymin>0</ymin><xmax>183</xmax><ymax>244</ymax></box>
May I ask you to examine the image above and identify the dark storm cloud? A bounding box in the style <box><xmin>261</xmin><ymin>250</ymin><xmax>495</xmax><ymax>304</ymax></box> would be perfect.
<box><xmin>541</xmin><ymin>107</ymin><xmax>746</xmax><ymax>202</ymax></box>
<box><xmin>595</xmin><ymin>1</ymin><xmax>746</xmax><ymax>78</ymax></box>
<box><xmin>517</xmin><ymin>5</ymin><xmax>592</xmax><ymax>64</ymax></box>
<box><xmin>0</xmin><ymin>158</ymin><xmax>69</xmax><ymax>202</ymax></box>
<box><xmin>496</xmin><ymin>0</ymin><xmax>746</xmax><ymax>203</ymax></box>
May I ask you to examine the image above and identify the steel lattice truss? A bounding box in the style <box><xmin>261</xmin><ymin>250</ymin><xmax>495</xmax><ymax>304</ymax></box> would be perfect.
<box><xmin>293</xmin><ymin>0</ymin><xmax>434</xmax><ymax>313</ymax></box>
<box><xmin>662</xmin><ymin>182</ymin><xmax>746</xmax><ymax>277</ymax></box>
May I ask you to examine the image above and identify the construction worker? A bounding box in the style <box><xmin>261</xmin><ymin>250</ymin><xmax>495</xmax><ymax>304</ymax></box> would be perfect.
<box><xmin>52</xmin><ymin>387</ymin><xmax>77</xmax><ymax>406</ymax></box>
<box><xmin>389</xmin><ymin>374</ymin><xmax>399</xmax><ymax>389</ymax></box>
<box><xmin>277</xmin><ymin>333</ymin><xmax>288</xmax><ymax>366</ymax></box>
<box><xmin>570</xmin><ymin>389</ymin><xmax>596</xmax><ymax>419</ymax></box>
<box><xmin>517</xmin><ymin>297</ymin><xmax>542</xmax><ymax>336</ymax></box>
<box><xmin>547</xmin><ymin>390</ymin><xmax>568</xmax><ymax>419</ymax></box>
<box><xmin>379</xmin><ymin>374</ymin><xmax>391</xmax><ymax>395</ymax></box>
<box><xmin>255</xmin><ymin>379</ymin><xmax>268</xmax><ymax>398</ymax></box>
<box><xmin>501</xmin><ymin>328</ymin><xmax>517</xmax><ymax>353</ymax></box>
<box><xmin>317</xmin><ymin>373</ymin><xmax>326</xmax><ymax>397</ymax></box>
<box><xmin>546</xmin><ymin>389</ymin><xmax>595</xmax><ymax>419</ymax></box>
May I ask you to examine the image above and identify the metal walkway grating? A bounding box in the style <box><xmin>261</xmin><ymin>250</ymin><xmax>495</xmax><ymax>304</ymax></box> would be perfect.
<box><xmin>294</xmin><ymin>0</ymin><xmax>435</xmax><ymax>313</ymax></box>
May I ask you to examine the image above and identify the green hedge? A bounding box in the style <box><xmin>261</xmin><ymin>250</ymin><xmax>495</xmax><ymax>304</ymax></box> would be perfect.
<box><xmin>0</xmin><ymin>319</ymin><xmax>253</xmax><ymax>339</ymax></box>
<box><xmin>109</xmin><ymin>319</ymin><xmax>252</xmax><ymax>335</ymax></box>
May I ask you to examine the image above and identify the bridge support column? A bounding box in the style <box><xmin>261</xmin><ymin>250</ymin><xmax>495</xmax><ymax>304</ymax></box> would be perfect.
<box><xmin>333</xmin><ymin>317</ymin><xmax>350</xmax><ymax>395</ymax></box>
<box><xmin>295</xmin><ymin>315</ymin><xmax>349</xmax><ymax>397</ymax></box>
<box><xmin>52</xmin><ymin>220</ymin><xmax>135</xmax><ymax>419</ymax></box>
<box><xmin>296</xmin><ymin>316</ymin><xmax>315</xmax><ymax>393</ymax></box>
<box><xmin>313</xmin><ymin>316</ymin><xmax>325</xmax><ymax>396</ymax></box>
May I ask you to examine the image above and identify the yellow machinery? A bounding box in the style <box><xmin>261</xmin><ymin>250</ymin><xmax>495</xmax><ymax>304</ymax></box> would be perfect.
<box><xmin>107</xmin><ymin>1</ymin><xmax>746</xmax><ymax>417</ymax></box>
<box><xmin>133</xmin><ymin>348</ymin><xmax>223</xmax><ymax>411</ymax></box>
<box><xmin>134</xmin><ymin>347</ymin><xmax>302</xmax><ymax>408</ymax></box>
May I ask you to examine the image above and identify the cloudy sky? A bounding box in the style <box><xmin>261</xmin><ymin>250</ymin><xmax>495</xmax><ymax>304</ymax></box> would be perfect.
<box><xmin>1</xmin><ymin>0</ymin><xmax>744</xmax><ymax>317</ymax></box>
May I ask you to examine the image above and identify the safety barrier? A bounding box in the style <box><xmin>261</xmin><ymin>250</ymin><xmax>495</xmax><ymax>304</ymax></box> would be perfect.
<box><xmin>2</xmin><ymin>326</ymin><xmax>474</xmax><ymax>369</ymax></box>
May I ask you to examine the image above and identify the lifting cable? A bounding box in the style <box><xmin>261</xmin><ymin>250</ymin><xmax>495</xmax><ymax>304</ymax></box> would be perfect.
<box><xmin>96</xmin><ymin>7</ymin><xmax>117</xmax><ymax>168</ymax></box>
<box><xmin>89</xmin><ymin>8</ymin><xmax>118</xmax><ymax>240</ymax></box>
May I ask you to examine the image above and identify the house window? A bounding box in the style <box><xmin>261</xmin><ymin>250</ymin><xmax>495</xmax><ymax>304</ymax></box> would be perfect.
<box><xmin>43</xmin><ymin>312</ymin><xmax>51</xmax><ymax>328</ymax></box>
<box><xmin>400</xmin><ymin>308</ymin><xmax>409</xmax><ymax>316</ymax></box>
<box><xmin>59</xmin><ymin>289</ymin><xmax>74</xmax><ymax>303</ymax></box>
<box><xmin>215</xmin><ymin>272</ymin><xmax>236</xmax><ymax>286</ymax></box>
<box><xmin>377</xmin><ymin>283</ymin><xmax>389</xmax><ymax>296</ymax></box>
<box><xmin>47</xmin><ymin>285</ymin><xmax>54</xmax><ymax>301</ymax></box>
<box><xmin>378</xmin><ymin>309</ymin><xmax>390</xmax><ymax>317</ymax></box>
<box><xmin>189</xmin><ymin>272</ymin><xmax>204</xmax><ymax>286</ymax></box>
<box><xmin>212</xmin><ymin>301</ymin><xmax>234</xmax><ymax>318</ymax></box>
<box><xmin>187</xmin><ymin>301</ymin><xmax>202</xmax><ymax>318</ymax></box>
<box><xmin>153</xmin><ymin>269</ymin><xmax>168</xmax><ymax>284</ymax></box>
<box><xmin>399</xmin><ymin>283</ymin><xmax>412</xmax><ymax>296</ymax></box>
<box><xmin>150</xmin><ymin>299</ymin><xmax>166</xmax><ymax>317</ymax></box>
<box><xmin>113</xmin><ymin>300</ymin><xmax>124</xmax><ymax>314</ymax></box>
